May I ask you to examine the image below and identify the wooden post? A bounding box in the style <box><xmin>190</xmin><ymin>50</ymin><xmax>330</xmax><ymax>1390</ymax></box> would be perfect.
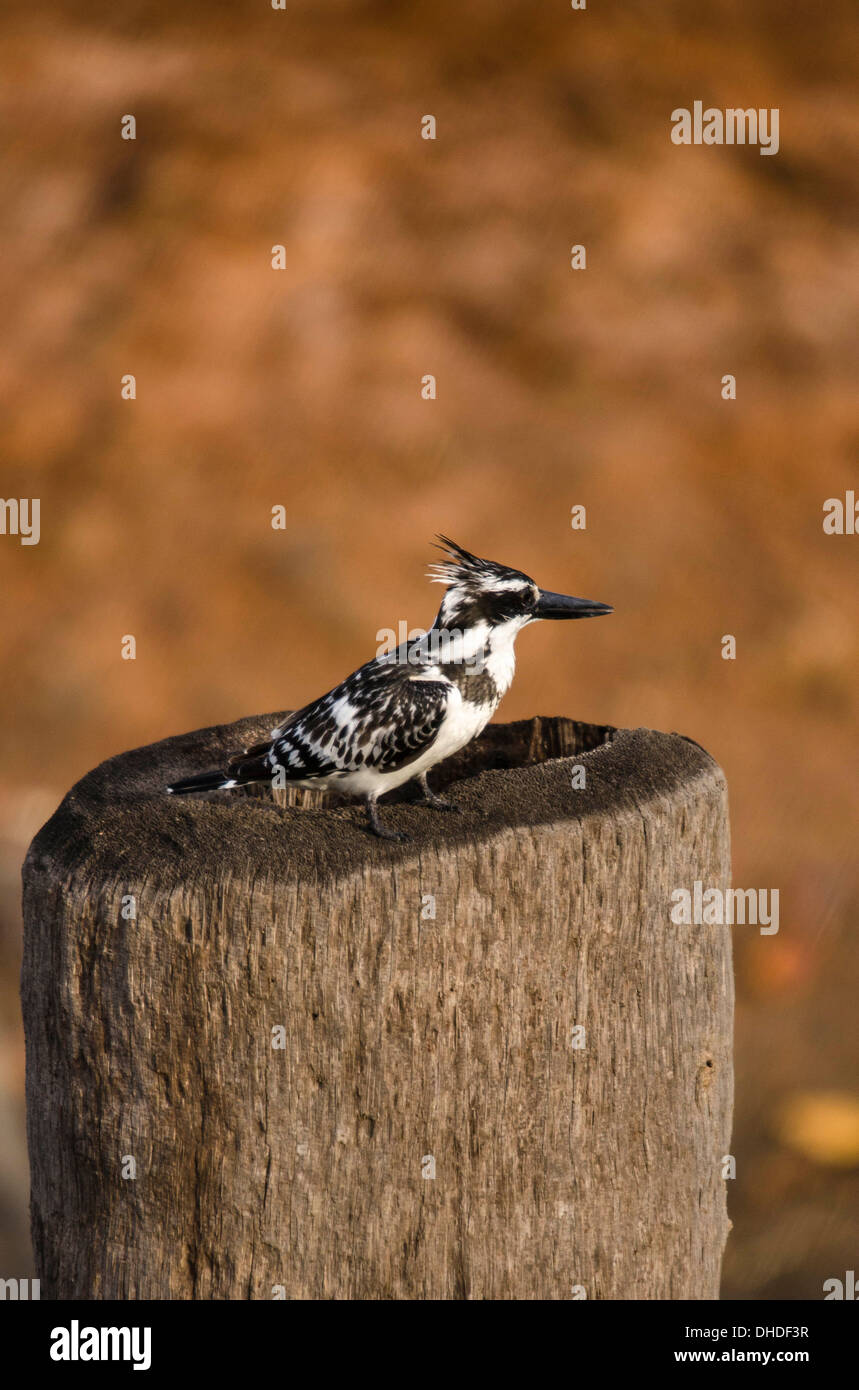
<box><xmin>22</xmin><ymin>714</ymin><xmax>733</xmax><ymax>1300</ymax></box>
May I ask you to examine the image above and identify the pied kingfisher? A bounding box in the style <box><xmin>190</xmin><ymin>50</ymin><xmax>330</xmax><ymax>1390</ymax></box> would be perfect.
<box><xmin>167</xmin><ymin>537</ymin><xmax>612</xmax><ymax>839</ymax></box>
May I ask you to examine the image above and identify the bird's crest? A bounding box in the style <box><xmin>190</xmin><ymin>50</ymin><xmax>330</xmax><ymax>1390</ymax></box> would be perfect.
<box><xmin>428</xmin><ymin>535</ymin><xmax>528</xmax><ymax>593</ymax></box>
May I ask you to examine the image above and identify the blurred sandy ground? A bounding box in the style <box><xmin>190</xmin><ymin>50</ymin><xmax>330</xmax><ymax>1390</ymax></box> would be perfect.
<box><xmin>0</xmin><ymin>0</ymin><xmax>857</xmax><ymax>1296</ymax></box>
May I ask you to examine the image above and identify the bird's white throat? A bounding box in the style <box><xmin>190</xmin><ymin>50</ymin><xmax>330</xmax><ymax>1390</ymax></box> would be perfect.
<box><xmin>435</xmin><ymin>616</ymin><xmax>525</xmax><ymax>700</ymax></box>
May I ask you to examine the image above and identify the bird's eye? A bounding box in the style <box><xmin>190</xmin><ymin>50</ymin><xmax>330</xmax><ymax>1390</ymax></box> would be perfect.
<box><xmin>509</xmin><ymin>588</ymin><xmax>537</xmax><ymax>616</ymax></box>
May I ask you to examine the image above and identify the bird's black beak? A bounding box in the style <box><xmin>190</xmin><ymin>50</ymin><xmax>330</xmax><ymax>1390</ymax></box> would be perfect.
<box><xmin>534</xmin><ymin>590</ymin><xmax>613</xmax><ymax>620</ymax></box>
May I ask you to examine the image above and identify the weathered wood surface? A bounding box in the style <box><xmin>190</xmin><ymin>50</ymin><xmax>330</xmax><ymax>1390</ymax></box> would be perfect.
<box><xmin>22</xmin><ymin>714</ymin><xmax>733</xmax><ymax>1299</ymax></box>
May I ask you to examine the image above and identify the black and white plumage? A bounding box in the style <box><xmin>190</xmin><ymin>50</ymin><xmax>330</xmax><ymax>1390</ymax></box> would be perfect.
<box><xmin>167</xmin><ymin>537</ymin><xmax>612</xmax><ymax>839</ymax></box>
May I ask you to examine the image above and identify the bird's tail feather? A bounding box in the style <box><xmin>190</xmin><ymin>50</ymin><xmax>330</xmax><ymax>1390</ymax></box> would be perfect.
<box><xmin>167</xmin><ymin>748</ymin><xmax>276</xmax><ymax>795</ymax></box>
<box><xmin>167</xmin><ymin>768</ymin><xmax>232</xmax><ymax>795</ymax></box>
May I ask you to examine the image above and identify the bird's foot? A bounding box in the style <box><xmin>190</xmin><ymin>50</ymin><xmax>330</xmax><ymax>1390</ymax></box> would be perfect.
<box><xmin>415</xmin><ymin>774</ymin><xmax>460</xmax><ymax>812</ymax></box>
<box><xmin>370</xmin><ymin>823</ymin><xmax>410</xmax><ymax>842</ymax></box>
<box><xmin>418</xmin><ymin>791</ymin><xmax>461</xmax><ymax>812</ymax></box>
<box><xmin>366</xmin><ymin>803</ymin><xmax>409</xmax><ymax>841</ymax></box>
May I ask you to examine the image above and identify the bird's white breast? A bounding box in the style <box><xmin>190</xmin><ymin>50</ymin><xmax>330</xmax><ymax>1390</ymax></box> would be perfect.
<box><xmin>481</xmin><ymin>620</ymin><xmax>518</xmax><ymax>697</ymax></box>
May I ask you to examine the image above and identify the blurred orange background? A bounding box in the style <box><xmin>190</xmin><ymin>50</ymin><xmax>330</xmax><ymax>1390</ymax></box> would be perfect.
<box><xmin>1</xmin><ymin>0</ymin><xmax>857</xmax><ymax>1297</ymax></box>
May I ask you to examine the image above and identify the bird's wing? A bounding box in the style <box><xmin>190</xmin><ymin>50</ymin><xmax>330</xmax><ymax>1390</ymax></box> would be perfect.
<box><xmin>231</xmin><ymin>653</ymin><xmax>452</xmax><ymax>783</ymax></box>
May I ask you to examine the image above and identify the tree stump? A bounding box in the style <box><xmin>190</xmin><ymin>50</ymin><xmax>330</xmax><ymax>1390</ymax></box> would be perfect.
<box><xmin>22</xmin><ymin>713</ymin><xmax>733</xmax><ymax>1300</ymax></box>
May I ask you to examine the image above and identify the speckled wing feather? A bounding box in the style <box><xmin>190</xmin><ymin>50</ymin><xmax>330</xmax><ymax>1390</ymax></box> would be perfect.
<box><xmin>227</xmin><ymin>650</ymin><xmax>450</xmax><ymax>784</ymax></box>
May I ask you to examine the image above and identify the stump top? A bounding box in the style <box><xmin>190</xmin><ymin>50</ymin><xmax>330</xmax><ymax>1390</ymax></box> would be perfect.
<box><xmin>26</xmin><ymin>714</ymin><xmax>723</xmax><ymax>886</ymax></box>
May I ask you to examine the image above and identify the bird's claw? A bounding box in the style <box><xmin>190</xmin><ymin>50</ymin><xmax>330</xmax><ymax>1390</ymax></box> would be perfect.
<box><xmin>371</xmin><ymin>826</ymin><xmax>409</xmax><ymax>842</ymax></box>
<box><xmin>421</xmin><ymin>794</ymin><xmax>461</xmax><ymax>812</ymax></box>
<box><xmin>366</xmin><ymin>803</ymin><xmax>409</xmax><ymax>840</ymax></box>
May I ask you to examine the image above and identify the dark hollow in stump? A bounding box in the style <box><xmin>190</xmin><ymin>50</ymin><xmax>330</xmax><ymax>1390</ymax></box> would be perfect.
<box><xmin>22</xmin><ymin>714</ymin><xmax>733</xmax><ymax>1300</ymax></box>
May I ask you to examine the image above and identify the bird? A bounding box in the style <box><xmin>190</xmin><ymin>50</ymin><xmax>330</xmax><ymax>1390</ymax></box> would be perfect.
<box><xmin>167</xmin><ymin>536</ymin><xmax>612</xmax><ymax>840</ymax></box>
